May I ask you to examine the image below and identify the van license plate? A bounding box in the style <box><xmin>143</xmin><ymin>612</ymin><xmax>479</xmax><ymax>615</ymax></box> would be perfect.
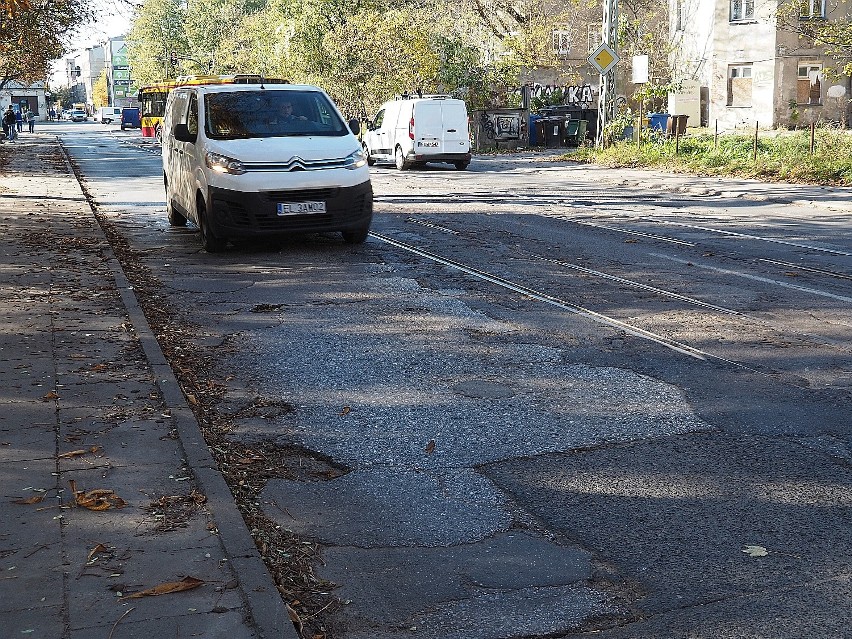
<box><xmin>277</xmin><ymin>201</ymin><xmax>326</xmax><ymax>216</ymax></box>
<box><xmin>420</xmin><ymin>141</ymin><xmax>439</xmax><ymax>147</ymax></box>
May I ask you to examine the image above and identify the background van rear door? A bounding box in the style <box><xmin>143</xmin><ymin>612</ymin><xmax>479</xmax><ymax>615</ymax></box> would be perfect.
<box><xmin>440</xmin><ymin>100</ymin><xmax>469</xmax><ymax>152</ymax></box>
<box><xmin>414</xmin><ymin>100</ymin><xmax>444</xmax><ymax>154</ymax></box>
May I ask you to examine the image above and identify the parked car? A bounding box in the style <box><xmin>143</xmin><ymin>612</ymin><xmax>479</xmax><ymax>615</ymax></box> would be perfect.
<box><xmin>362</xmin><ymin>94</ymin><xmax>471</xmax><ymax>170</ymax></box>
<box><xmin>97</xmin><ymin>106</ymin><xmax>122</xmax><ymax>124</ymax></box>
<box><xmin>161</xmin><ymin>82</ymin><xmax>372</xmax><ymax>251</ymax></box>
<box><xmin>69</xmin><ymin>109</ymin><xmax>87</xmax><ymax>122</ymax></box>
<box><xmin>120</xmin><ymin>107</ymin><xmax>140</xmax><ymax>130</ymax></box>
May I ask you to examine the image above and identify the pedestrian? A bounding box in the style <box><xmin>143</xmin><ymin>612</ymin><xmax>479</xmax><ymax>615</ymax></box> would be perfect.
<box><xmin>3</xmin><ymin>106</ymin><xmax>16</xmax><ymax>141</ymax></box>
<box><xmin>15</xmin><ymin>108</ymin><xmax>22</xmax><ymax>133</ymax></box>
<box><xmin>49</xmin><ymin>108</ymin><xmax>55</xmax><ymax>121</ymax></box>
<box><xmin>26</xmin><ymin>110</ymin><xmax>35</xmax><ymax>133</ymax></box>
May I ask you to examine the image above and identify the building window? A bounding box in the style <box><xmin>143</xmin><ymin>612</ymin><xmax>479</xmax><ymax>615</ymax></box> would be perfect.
<box><xmin>587</xmin><ymin>24</ymin><xmax>601</xmax><ymax>53</ymax></box>
<box><xmin>797</xmin><ymin>64</ymin><xmax>822</xmax><ymax>104</ymax></box>
<box><xmin>799</xmin><ymin>0</ymin><xmax>826</xmax><ymax>18</ymax></box>
<box><xmin>728</xmin><ymin>64</ymin><xmax>753</xmax><ymax>106</ymax></box>
<box><xmin>552</xmin><ymin>28</ymin><xmax>571</xmax><ymax>56</ymax></box>
<box><xmin>730</xmin><ymin>0</ymin><xmax>755</xmax><ymax>21</ymax></box>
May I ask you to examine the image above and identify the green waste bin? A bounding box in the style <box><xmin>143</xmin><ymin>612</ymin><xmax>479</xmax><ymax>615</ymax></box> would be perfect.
<box><xmin>564</xmin><ymin>119</ymin><xmax>588</xmax><ymax>146</ymax></box>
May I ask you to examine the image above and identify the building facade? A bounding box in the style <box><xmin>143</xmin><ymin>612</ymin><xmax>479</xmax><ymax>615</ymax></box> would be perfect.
<box><xmin>671</xmin><ymin>0</ymin><xmax>852</xmax><ymax>129</ymax></box>
<box><xmin>0</xmin><ymin>82</ymin><xmax>49</xmax><ymax>120</ymax></box>
<box><xmin>104</xmin><ymin>37</ymin><xmax>138</xmax><ymax>108</ymax></box>
<box><xmin>63</xmin><ymin>38</ymin><xmax>138</xmax><ymax>112</ymax></box>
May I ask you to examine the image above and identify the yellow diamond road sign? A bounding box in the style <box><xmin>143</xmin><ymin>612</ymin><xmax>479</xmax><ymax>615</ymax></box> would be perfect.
<box><xmin>589</xmin><ymin>42</ymin><xmax>620</xmax><ymax>75</ymax></box>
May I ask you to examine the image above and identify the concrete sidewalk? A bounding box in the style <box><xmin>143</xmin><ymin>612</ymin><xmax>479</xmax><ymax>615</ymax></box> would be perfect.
<box><xmin>0</xmin><ymin>136</ymin><xmax>292</xmax><ymax>638</ymax></box>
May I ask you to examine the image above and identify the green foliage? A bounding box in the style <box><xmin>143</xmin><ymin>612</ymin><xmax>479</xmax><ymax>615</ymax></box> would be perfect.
<box><xmin>776</xmin><ymin>0</ymin><xmax>852</xmax><ymax>78</ymax></box>
<box><xmin>565</xmin><ymin>127</ymin><xmax>852</xmax><ymax>186</ymax></box>
<box><xmin>92</xmin><ymin>69</ymin><xmax>108</xmax><ymax>107</ymax></box>
<box><xmin>127</xmin><ymin>0</ymin><xmax>187</xmax><ymax>85</ymax></box>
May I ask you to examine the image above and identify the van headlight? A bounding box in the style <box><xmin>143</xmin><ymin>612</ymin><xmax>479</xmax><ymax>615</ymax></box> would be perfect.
<box><xmin>205</xmin><ymin>152</ymin><xmax>246</xmax><ymax>175</ymax></box>
<box><xmin>343</xmin><ymin>148</ymin><xmax>368</xmax><ymax>170</ymax></box>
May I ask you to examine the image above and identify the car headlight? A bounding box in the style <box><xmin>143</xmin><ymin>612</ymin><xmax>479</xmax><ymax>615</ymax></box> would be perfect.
<box><xmin>343</xmin><ymin>148</ymin><xmax>368</xmax><ymax>170</ymax></box>
<box><xmin>205</xmin><ymin>152</ymin><xmax>246</xmax><ymax>175</ymax></box>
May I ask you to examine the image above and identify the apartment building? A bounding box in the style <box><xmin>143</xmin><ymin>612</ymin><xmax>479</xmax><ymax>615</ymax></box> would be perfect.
<box><xmin>671</xmin><ymin>0</ymin><xmax>852</xmax><ymax>129</ymax></box>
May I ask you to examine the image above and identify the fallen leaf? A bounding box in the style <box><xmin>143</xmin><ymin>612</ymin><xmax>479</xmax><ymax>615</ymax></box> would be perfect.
<box><xmin>784</xmin><ymin>271</ymin><xmax>799</xmax><ymax>277</ymax></box>
<box><xmin>58</xmin><ymin>449</ymin><xmax>88</xmax><ymax>459</ymax></box>
<box><xmin>42</xmin><ymin>391</ymin><xmax>59</xmax><ymax>401</ymax></box>
<box><xmin>12</xmin><ymin>494</ymin><xmax>45</xmax><ymax>505</ymax></box>
<box><xmin>186</xmin><ymin>394</ymin><xmax>198</xmax><ymax>405</ymax></box>
<box><xmin>425</xmin><ymin>440</ymin><xmax>436</xmax><ymax>454</ymax></box>
<box><xmin>743</xmin><ymin>545</ymin><xmax>768</xmax><ymax>557</ymax></box>
<box><xmin>340</xmin><ymin>406</ymin><xmax>351</xmax><ymax>416</ymax></box>
<box><xmin>87</xmin><ymin>543</ymin><xmax>110</xmax><ymax>562</ymax></box>
<box><xmin>126</xmin><ymin>576</ymin><xmax>205</xmax><ymax>598</ymax></box>
<box><xmin>286</xmin><ymin>603</ymin><xmax>304</xmax><ymax>635</ymax></box>
<box><xmin>69</xmin><ymin>480</ymin><xmax>127</xmax><ymax>511</ymax></box>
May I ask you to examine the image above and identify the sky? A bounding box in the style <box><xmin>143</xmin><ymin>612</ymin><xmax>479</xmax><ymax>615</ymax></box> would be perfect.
<box><xmin>50</xmin><ymin>2</ymin><xmax>134</xmax><ymax>87</ymax></box>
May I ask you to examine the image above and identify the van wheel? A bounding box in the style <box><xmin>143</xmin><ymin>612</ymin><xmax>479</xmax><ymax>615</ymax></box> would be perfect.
<box><xmin>395</xmin><ymin>146</ymin><xmax>410</xmax><ymax>171</ymax></box>
<box><xmin>342</xmin><ymin>226</ymin><xmax>370</xmax><ymax>244</ymax></box>
<box><xmin>197</xmin><ymin>197</ymin><xmax>226</xmax><ymax>253</ymax></box>
<box><xmin>454</xmin><ymin>161</ymin><xmax>469</xmax><ymax>170</ymax></box>
<box><xmin>167</xmin><ymin>201</ymin><xmax>187</xmax><ymax>227</ymax></box>
<box><xmin>165</xmin><ymin>177</ymin><xmax>187</xmax><ymax>226</ymax></box>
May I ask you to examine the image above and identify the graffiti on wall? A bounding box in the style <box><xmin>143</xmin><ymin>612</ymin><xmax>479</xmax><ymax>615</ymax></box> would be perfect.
<box><xmin>480</xmin><ymin>111</ymin><xmax>522</xmax><ymax>140</ymax></box>
<box><xmin>530</xmin><ymin>84</ymin><xmax>596</xmax><ymax>107</ymax></box>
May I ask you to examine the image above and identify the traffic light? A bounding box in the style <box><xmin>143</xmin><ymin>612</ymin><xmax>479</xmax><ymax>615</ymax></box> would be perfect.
<box><xmin>169</xmin><ymin>51</ymin><xmax>178</xmax><ymax>66</ymax></box>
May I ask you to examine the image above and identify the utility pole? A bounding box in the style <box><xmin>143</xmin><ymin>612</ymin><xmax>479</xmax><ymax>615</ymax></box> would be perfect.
<box><xmin>596</xmin><ymin>0</ymin><xmax>619</xmax><ymax>147</ymax></box>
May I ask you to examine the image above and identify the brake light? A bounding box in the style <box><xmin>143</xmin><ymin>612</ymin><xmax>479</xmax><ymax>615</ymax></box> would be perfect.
<box><xmin>409</xmin><ymin>117</ymin><xmax>415</xmax><ymax>140</ymax></box>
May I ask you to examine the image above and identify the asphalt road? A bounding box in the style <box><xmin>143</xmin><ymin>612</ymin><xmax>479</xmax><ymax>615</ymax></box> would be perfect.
<box><xmin>54</xmin><ymin>120</ymin><xmax>852</xmax><ymax>638</ymax></box>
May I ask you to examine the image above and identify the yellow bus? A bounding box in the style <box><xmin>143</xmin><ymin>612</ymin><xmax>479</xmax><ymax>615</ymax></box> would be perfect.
<box><xmin>137</xmin><ymin>75</ymin><xmax>288</xmax><ymax>140</ymax></box>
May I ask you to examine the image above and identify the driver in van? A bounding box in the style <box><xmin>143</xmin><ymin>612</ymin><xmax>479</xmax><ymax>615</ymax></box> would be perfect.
<box><xmin>276</xmin><ymin>101</ymin><xmax>307</xmax><ymax>123</ymax></box>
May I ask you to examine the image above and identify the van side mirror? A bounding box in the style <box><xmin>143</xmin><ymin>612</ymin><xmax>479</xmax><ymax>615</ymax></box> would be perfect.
<box><xmin>348</xmin><ymin>119</ymin><xmax>360</xmax><ymax>135</ymax></box>
<box><xmin>174</xmin><ymin>123</ymin><xmax>196</xmax><ymax>143</ymax></box>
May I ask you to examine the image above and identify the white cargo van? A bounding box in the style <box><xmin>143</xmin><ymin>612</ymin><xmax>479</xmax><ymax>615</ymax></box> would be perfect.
<box><xmin>363</xmin><ymin>95</ymin><xmax>471</xmax><ymax>170</ymax></box>
<box><xmin>161</xmin><ymin>82</ymin><xmax>373</xmax><ymax>251</ymax></box>
<box><xmin>97</xmin><ymin>106</ymin><xmax>122</xmax><ymax>123</ymax></box>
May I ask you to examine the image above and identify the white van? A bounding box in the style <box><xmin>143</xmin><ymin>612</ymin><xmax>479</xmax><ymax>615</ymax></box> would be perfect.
<box><xmin>97</xmin><ymin>106</ymin><xmax>122</xmax><ymax>124</ymax></box>
<box><xmin>363</xmin><ymin>95</ymin><xmax>471</xmax><ymax>170</ymax></box>
<box><xmin>161</xmin><ymin>82</ymin><xmax>373</xmax><ymax>252</ymax></box>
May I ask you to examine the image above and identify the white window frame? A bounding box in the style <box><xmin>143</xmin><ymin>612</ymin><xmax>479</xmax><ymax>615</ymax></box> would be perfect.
<box><xmin>587</xmin><ymin>24</ymin><xmax>601</xmax><ymax>54</ymax></box>
<box><xmin>552</xmin><ymin>28</ymin><xmax>571</xmax><ymax>56</ymax></box>
<box><xmin>727</xmin><ymin>64</ymin><xmax>753</xmax><ymax>106</ymax></box>
<box><xmin>729</xmin><ymin>65</ymin><xmax>753</xmax><ymax>79</ymax></box>
<box><xmin>799</xmin><ymin>0</ymin><xmax>826</xmax><ymax>18</ymax></box>
<box><xmin>797</xmin><ymin>63</ymin><xmax>823</xmax><ymax>105</ymax></box>
<box><xmin>730</xmin><ymin>0</ymin><xmax>755</xmax><ymax>21</ymax></box>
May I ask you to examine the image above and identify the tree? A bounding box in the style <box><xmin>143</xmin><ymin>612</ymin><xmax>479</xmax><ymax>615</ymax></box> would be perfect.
<box><xmin>127</xmin><ymin>0</ymin><xmax>187</xmax><ymax>84</ymax></box>
<box><xmin>0</xmin><ymin>0</ymin><xmax>92</xmax><ymax>90</ymax></box>
<box><xmin>776</xmin><ymin>0</ymin><xmax>852</xmax><ymax>77</ymax></box>
<box><xmin>93</xmin><ymin>69</ymin><xmax>108</xmax><ymax>107</ymax></box>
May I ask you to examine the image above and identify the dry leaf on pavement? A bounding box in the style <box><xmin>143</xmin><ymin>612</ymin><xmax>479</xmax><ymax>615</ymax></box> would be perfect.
<box><xmin>12</xmin><ymin>494</ymin><xmax>45</xmax><ymax>505</ymax></box>
<box><xmin>59</xmin><ymin>446</ymin><xmax>103</xmax><ymax>459</ymax></box>
<box><xmin>126</xmin><ymin>576</ymin><xmax>205</xmax><ymax>598</ymax></box>
<box><xmin>69</xmin><ymin>479</ymin><xmax>127</xmax><ymax>511</ymax></box>
<box><xmin>742</xmin><ymin>545</ymin><xmax>769</xmax><ymax>557</ymax></box>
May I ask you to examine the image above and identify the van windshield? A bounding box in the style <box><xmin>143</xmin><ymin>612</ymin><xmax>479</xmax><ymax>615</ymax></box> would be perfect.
<box><xmin>204</xmin><ymin>90</ymin><xmax>348</xmax><ymax>140</ymax></box>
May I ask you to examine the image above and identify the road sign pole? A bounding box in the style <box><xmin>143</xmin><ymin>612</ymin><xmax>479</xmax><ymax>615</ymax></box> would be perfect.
<box><xmin>596</xmin><ymin>0</ymin><xmax>619</xmax><ymax>147</ymax></box>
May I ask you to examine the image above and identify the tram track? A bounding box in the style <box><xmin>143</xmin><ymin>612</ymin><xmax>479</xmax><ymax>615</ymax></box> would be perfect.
<box><xmin>369</xmin><ymin>210</ymin><xmax>852</xmax><ymax>387</ymax></box>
